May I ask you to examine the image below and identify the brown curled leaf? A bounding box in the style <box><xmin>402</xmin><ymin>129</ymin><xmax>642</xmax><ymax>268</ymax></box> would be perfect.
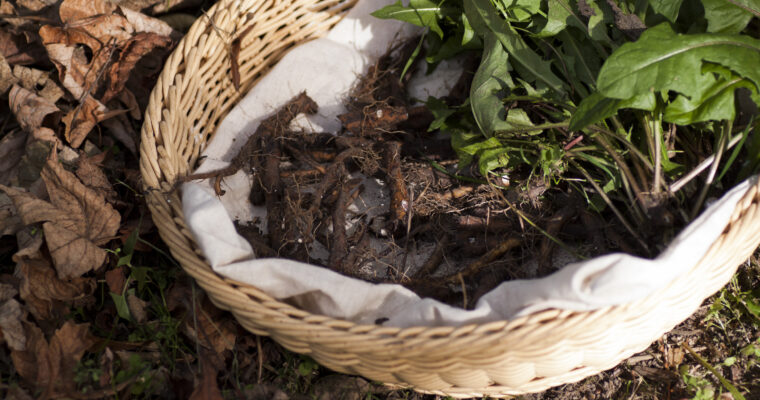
<box><xmin>8</xmin><ymin>84</ymin><xmax>60</xmax><ymax>133</ymax></box>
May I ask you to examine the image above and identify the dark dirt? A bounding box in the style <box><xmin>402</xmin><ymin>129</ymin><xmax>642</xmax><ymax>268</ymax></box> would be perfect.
<box><xmin>2</xmin><ymin>2</ymin><xmax>758</xmax><ymax>399</ymax></box>
<box><xmin>195</xmin><ymin>38</ymin><xmax>660</xmax><ymax>309</ymax></box>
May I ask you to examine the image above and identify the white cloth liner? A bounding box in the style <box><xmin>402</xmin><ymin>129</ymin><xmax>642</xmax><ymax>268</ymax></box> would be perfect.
<box><xmin>181</xmin><ymin>0</ymin><xmax>752</xmax><ymax>327</ymax></box>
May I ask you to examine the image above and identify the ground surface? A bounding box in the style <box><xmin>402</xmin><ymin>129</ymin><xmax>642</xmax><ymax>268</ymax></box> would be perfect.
<box><xmin>0</xmin><ymin>1</ymin><xmax>758</xmax><ymax>399</ymax></box>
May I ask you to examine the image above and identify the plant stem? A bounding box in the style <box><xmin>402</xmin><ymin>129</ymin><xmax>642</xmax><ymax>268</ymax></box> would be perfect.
<box><xmin>690</xmin><ymin>121</ymin><xmax>731</xmax><ymax>220</ymax></box>
<box><xmin>652</xmin><ymin>113</ymin><xmax>663</xmax><ymax>193</ymax></box>
<box><xmin>494</xmin><ymin>121</ymin><xmax>569</xmax><ymax>135</ymax></box>
<box><xmin>567</xmin><ymin>157</ymin><xmax>650</xmax><ymax>253</ymax></box>
<box><xmin>587</xmin><ymin>132</ymin><xmax>646</xmax><ymax>221</ymax></box>
<box><xmin>669</xmin><ymin>132</ymin><xmax>745</xmax><ymax>193</ymax></box>
<box><xmin>589</xmin><ymin>125</ymin><xmax>654</xmax><ymax>172</ymax></box>
<box><xmin>640</xmin><ymin>112</ymin><xmax>659</xmax><ymax>185</ymax></box>
<box><xmin>681</xmin><ymin>341</ymin><xmax>747</xmax><ymax>400</ymax></box>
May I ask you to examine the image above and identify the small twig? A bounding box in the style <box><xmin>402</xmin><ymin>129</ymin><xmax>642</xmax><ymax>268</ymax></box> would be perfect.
<box><xmin>230</xmin><ymin>25</ymin><xmax>255</xmax><ymax>90</ymax></box>
<box><xmin>444</xmin><ymin>237</ymin><xmax>521</xmax><ymax>282</ymax></box>
<box><xmin>280</xmin><ymin>169</ymin><xmax>322</xmax><ymax>179</ymax></box>
<box><xmin>457</xmin><ymin>273</ymin><xmax>468</xmax><ymax>309</ymax></box>
<box><xmin>563</xmin><ymin>134</ymin><xmax>584</xmax><ymax>151</ymax></box>
<box><xmin>256</xmin><ymin>336</ymin><xmax>263</xmax><ymax>384</ymax></box>
<box><xmin>416</xmin><ymin>234</ymin><xmax>449</xmax><ymax>277</ymax></box>
<box><xmin>328</xmin><ymin>180</ymin><xmax>362</xmax><ymax>273</ymax></box>
<box><xmin>400</xmin><ymin>188</ymin><xmax>415</xmax><ymax>277</ymax></box>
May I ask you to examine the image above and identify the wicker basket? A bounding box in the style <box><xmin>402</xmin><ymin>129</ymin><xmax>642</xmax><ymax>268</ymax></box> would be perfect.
<box><xmin>139</xmin><ymin>0</ymin><xmax>760</xmax><ymax>397</ymax></box>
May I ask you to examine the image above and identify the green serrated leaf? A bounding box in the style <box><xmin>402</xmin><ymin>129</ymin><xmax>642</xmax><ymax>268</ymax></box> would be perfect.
<box><xmin>597</xmin><ymin>23</ymin><xmax>760</xmax><ymax>100</ymax></box>
<box><xmin>451</xmin><ymin>131</ymin><xmax>479</xmax><ymax>167</ymax></box>
<box><xmin>371</xmin><ymin>0</ymin><xmax>445</xmax><ymax>37</ymax></box>
<box><xmin>664</xmin><ymin>73</ymin><xmax>754</xmax><ymax>124</ymax></box>
<box><xmin>461</xmin><ymin>13</ymin><xmax>479</xmax><ymax>47</ymax></box>
<box><xmin>451</xmin><ymin>131</ymin><xmax>512</xmax><ymax>175</ymax></box>
<box><xmin>585</xmin><ymin>0</ymin><xmax>615</xmax><ymax>46</ymax></box>
<box><xmin>464</xmin><ymin>0</ymin><xmax>568</xmax><ymax>96</ymax></box>
<box><xmin>558</xmin><ymin>29</ymin><xmax>600</xmax><ymax>90</ymax></box>
<box><xmin>649</xmin><ymin>0</ymin><xmax>685</xmax><ymax>22</ymax></box>
<box><xmin>470</xmin><ymin>32</ymin><xmax>513</xmax><ymax>136</ymax></box>
<box><xmin>478</xmin><ymin>145</ymin><xmax>511</xmax><ymax>175</ymax></box>
<box><xmin>537</xmin><ymin>0</ymin><xmax>584</xmax><ymax>37</ymax></box>
<box><xmin>498</xmin><ymin>0</ymin><xmax>541</xmax><ymax>21</ymax></box>
<box><xmin>425</xmin><ymin>96</ymin><xmax>456</xmax><ymax>131</ymax></box>
<box><xmin>569</xmin><ymin>91</ymin><xmax>655</xmax><ymax>131</ymax></box>
<box><xmin>703</xmin><ymin>0</ymin><xmax>759</xmax><ymax>34</ymax></box>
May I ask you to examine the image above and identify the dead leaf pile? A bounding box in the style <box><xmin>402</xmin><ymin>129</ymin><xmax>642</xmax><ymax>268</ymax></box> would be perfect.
<box><xmin>1</xmin><ymin>0</ymin><xmax>177</xmax><ymax>151</ymax></box>
<box><xmin>0</xmin><ymin>1</ymin><xmax>285</xmax><ymax>398</ymax></box>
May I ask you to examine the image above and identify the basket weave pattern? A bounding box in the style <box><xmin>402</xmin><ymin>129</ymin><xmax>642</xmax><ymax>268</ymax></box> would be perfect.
<box><xmin>139</xmin><ymin>0</ymin><xmax>760</xmax><ymax>397</ymax></box>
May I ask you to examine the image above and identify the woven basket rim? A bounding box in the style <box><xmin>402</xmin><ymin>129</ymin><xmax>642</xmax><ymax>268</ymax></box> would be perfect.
<box><xmin>139</xmin><ymin>0</ymin><xmax>760</xmax><ymax>396</ymax></box>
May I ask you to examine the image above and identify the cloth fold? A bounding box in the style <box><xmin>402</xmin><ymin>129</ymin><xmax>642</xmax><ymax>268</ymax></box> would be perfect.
<box><xmin>181</xmin><ymin>0</ymin><xmax>751</xmax><ymax>328</ymax></box>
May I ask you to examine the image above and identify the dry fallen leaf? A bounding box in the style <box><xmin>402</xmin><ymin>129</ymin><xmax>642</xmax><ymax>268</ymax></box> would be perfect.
<box><xmin>102</xmin><ymin>32</ymin><xmax>172</xmax><ymax>103</ymax></box>
<box><xmin>0</xmin><ymin>298</ymin><xmax>26</xmax><ymax>351</ymax></box>
<box><xmin>9</xmin><ymin>84</ymin><xmax>60</xmax><ymax>133</ymax></box>
<box><xmin>0</xmin><ymin>25</ymin><xmax>48</xmax><ymax>66</ymax></box>
<box><xmin>10</xmin><ymin>322</ymin><xmax>51</xmax><ymax>388</ymax></box>
<box><xmin>16</xmin><ymin>139</ymin><xmax>52</xmax><ymax>188</ymax></box>
<box><xmin>58</xmin><ymin>0</ymin><xmax>117</xmax><ymax>22</ymax></box>
<box><xmin>102</xmin><ymin>115</ymin><xmax>138</xmax><ymax>153</ymax></box>
<box><xmin>76</xmin><ymin>151</ymin><xmax>117</xmax><ymax>203</ymax></box>
<box><xmin>12</xmin><ymin>65</ymin><xmax>64</xmax><ymax>102</ymax></box>
<box><xmin>105</xmin><ymin>266</ymin><xmax>126</xmax><ymax>294</ymax></box>
<box><xmin>189</xmin><ymin>351</ymin><xmax>225</xmax><ymax>400</ymax></box>
<box><xmin>98</xmin><ymin>347</ymin><xmax>114</xmax><ymax>389</ymax></box>
<box><xmin>119</xmin><ymin>6</ymin><xmax>176</xmax><ymax>37</ymax></box>
<box><xmin>0</xmin><ymin>282</ymin><xmax>18</xmax><ymax>302</ymax></box>
<box><xmin>48</xmin><ymin>320</ymin><xmax>96</xmax><ymax>393</ymax></box>
<box><xmin>168</xmin><ymin>283</ymin><xmax>237</xmax><ymax>355</ymax></box>
<box><xmin>127</xmin><ymin>291</ymin><xmax>148</xmax><ymax>323</ymax></box>
<box><xmin>0</xmin><ymin>53</ymin><xmax>16</xmax><ymax>93</ymax></box>
<box><xmin>15</xmin><ymin>0</ymin><xmax>57</xmax><ymax>12</ymax></box>
<box><xmin>184</xmin><ymin>298</ymin><xmax>237</xmax><ymax>355</ymax></box>
<box><xmin>0</xmin><ymin>129</ymin><xmax>27</xmax><ymax>186</ymax></box>
<box><xmin>11</xmin><ymin>320</ymin><xmax>94</xmax><ymax>397</ymax></box>
<box><xmin>60</xmin><ymin>96</ymin><xmax>111</xmax><ymax>148</ymax></box>
<box><xmin>36</xmin><ymin>0</ymin><xmax>175</xmax><ymax>147</ymax></box>
<box><xmin>17</xmin><ymin>256</ymin><xmax>95</xmax><ymax>320</ymax></box>
<box><xmin>0</xmin><ymin>152</ymin><xmax>120</xmax><ymax>278</ymax></box>
<box><xmin>0</xmin><ymin>198</ymin><xmax>24</xmax><ymax>239</ymax></box>
<box><xmin>14</xmin><ymin>226</ymin><xmax>43</xmax><ymax>259</ymax></box>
